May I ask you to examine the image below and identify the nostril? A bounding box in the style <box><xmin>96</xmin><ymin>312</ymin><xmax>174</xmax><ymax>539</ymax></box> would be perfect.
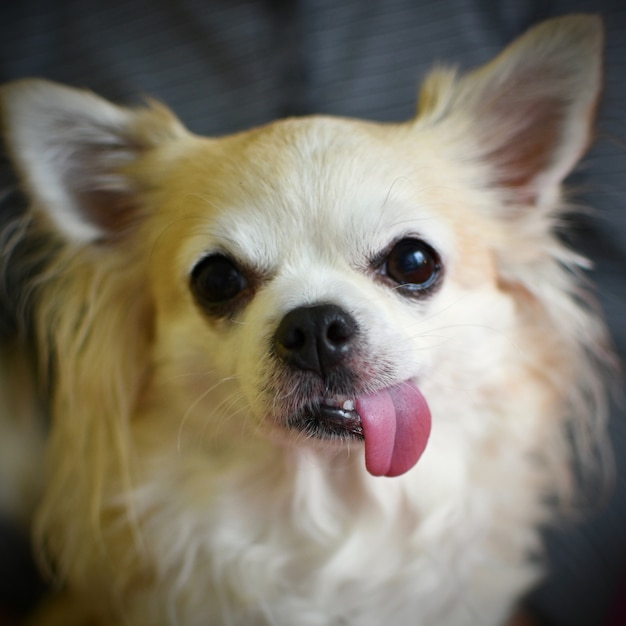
<box><xmin>327</xmin><ymin>319</ymin><xmax>353</xmax><ymax>345</ymax></box>
<box><xmin>280</xmin><ymin>326</ymin><xmax>306</xmax><ymax>351</ymax></box>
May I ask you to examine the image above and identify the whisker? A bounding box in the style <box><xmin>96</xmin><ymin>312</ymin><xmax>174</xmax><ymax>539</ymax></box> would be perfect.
<box><xmin>176</xmin><ymin>376</ymin><xmax>239</xmax><ymax>453</ymax></box>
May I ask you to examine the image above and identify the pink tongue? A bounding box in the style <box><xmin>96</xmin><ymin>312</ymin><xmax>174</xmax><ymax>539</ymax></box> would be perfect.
<box><xmin>355</xmin><ymin>381</ymin><xmax>431</xmax><ymax>477</ymax></box>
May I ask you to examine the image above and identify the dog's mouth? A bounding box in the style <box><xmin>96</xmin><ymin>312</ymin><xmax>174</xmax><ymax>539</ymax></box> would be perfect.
<box><xmin>287</xmin><ymin>396</ymin><xmax>364</xmax><ymax>441</ymax></box>
<box><xmin>285</xmin><ymin>381</ymin><xmax>432</xmax><ymax>478</ymax></box>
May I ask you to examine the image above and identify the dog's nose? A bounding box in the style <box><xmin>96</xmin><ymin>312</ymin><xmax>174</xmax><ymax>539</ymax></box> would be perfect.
<box><xmin>273</xmin><ymin>304</ymin><xmax>357</xmax><ymax>377</ymax></box>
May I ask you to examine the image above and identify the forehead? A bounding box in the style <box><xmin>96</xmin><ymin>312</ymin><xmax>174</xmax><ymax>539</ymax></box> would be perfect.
<box><xmin>156</xmin><ymin>116</ymin><xmax>456</xmax><ymax>269</ymax></box>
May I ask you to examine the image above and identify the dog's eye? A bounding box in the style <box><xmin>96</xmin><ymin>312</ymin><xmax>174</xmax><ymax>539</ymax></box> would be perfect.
<box><xmin>190</xmin><ymin>254</ymin><xmax>249</xmax><ymax>311</ymax></box>
<box><xmin>381</xmin><ymin>238</ymin><xmax>441</xmax><ymax>293</ymax></box>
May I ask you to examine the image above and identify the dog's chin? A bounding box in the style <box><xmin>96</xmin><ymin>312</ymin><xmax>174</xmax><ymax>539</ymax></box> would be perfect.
<box><xmin>286</xmin><ymin>401</ymin><xmax>364</xmax><ymax>442</ymax></box>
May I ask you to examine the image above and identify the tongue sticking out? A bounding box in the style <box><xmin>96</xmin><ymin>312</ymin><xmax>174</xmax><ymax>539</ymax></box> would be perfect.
<box><xmin>355</xmin><ymin>381</ymin><xmax>431</xmax><ymax>477</ymax></box>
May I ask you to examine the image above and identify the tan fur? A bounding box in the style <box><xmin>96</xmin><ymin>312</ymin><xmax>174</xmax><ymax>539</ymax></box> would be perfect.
<box><xmin>0</xmin><ymin>14</ymin><xmax>614</xmax><ymax>626</ymax></box>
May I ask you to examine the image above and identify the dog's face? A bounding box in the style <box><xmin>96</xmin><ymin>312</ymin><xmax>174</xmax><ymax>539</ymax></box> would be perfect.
<box><xmin>147</xmin><ymin>118</ymin><xmax>509</xmax><ymax>476</ymax></box>
<box><xmin>1</xmin><ymin>16</ymin><xmax>603</xmax><ymax>481</ymax></box>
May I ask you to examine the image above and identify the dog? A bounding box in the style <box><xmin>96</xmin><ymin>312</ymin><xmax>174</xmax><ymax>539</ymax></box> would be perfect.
<box><xmin>0</xmin><ymin>14</ymin><xmax>614</xmax><ymax>626</ymax></box>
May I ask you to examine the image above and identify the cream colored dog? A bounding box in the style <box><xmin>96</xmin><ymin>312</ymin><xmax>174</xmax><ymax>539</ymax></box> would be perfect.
<box><xmin>0</xmin><ymin>14</ymin><xmax>613</xmax><ymax>626</ymax></box>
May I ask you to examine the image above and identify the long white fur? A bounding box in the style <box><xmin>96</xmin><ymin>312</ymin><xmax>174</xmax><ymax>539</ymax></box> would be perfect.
<box><xmin>0</xmin><ymin>14</ymin><xmax>614</xmax><ymax>626</ymax></box>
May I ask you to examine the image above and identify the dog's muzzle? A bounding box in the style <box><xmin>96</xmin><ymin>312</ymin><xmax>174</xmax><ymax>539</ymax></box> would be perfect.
<box><xmin>273</xmin><ymin>303</ymin><xmax>363</xmax><ymax>438</ymax></box>
<box><xmin>272</xmin><ymin>303</ymin><xmax>431</xmax><ymax>477</ymax></box>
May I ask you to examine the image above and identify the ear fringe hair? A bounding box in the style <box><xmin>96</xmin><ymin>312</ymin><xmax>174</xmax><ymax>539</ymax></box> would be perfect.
<box><xmin>27</xmin><ymin>231</ymin><xmax>153</xmax><ymax>588</ymax></box>
<box><xmin>502</xmin><ymin>210</ymin><xmax>618</xmax><ymax>511</ymax></box>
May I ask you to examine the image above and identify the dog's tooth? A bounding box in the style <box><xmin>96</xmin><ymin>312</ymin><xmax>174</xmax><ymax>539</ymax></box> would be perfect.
<box><xmin>342</xmin><ymin>399</ymin><xmax>355</xmax><ymax>412</ymax></box>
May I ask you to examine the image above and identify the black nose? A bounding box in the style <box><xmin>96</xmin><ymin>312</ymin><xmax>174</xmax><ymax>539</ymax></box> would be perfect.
<box><xmin>273</xmin><ymin>304</ymin><xmax>357</xmax><ymax>377</ymax></box>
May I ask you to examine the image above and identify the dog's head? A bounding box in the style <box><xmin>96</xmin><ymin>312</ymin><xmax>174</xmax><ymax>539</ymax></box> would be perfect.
<box><xmin>1</xmin><ymin>16</ymin><xmax>605</xmax><ymax>481</ymax></box>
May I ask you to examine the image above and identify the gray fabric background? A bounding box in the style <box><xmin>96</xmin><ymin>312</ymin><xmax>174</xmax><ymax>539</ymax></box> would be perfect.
<box><xmin>0</xmin><ymin>2</ymin><xmax>624</xmax><ymax>625</ymax></box>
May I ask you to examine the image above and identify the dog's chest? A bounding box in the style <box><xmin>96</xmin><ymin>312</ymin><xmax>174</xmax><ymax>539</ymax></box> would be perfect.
<box><xmin>131</xmin><ymin>448</ymin><xmax>541</xmax><ymax>626</ymax></box>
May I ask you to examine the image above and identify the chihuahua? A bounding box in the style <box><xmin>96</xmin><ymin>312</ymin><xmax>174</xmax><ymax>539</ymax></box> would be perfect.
<box><xmin>0</xmin><ymin>14</ymin><xmax>613</xmax><ymax>626</ymax></box>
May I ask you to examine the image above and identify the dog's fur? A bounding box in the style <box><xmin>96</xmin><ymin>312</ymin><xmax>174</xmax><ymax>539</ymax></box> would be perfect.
<box><xmin>0</xmin><ymin>14</ymin><xmax>614</xmax><ymax>626</ymax></box>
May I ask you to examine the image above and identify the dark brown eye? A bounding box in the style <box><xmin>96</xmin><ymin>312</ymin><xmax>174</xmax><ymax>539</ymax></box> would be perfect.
<box><xmin>381</xmin><ymin>238</ymin><xmax>441</xmax><ymax>293</ymax></box>
<box><xmin>190</xmin><ymin>254</ymin><xmax>248</xmax><ymax>311</ymax></box>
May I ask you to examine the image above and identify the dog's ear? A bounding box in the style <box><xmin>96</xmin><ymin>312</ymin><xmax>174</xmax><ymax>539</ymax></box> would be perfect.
<box><xmin>1</xmin><ymin>79</ymin><xmax>187</xmax><ymax>242</ymax></box>
<box><xmin>417</xmin><ymin>15</ymin><xmax>603</xmax><ymax>207</ymax></box>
